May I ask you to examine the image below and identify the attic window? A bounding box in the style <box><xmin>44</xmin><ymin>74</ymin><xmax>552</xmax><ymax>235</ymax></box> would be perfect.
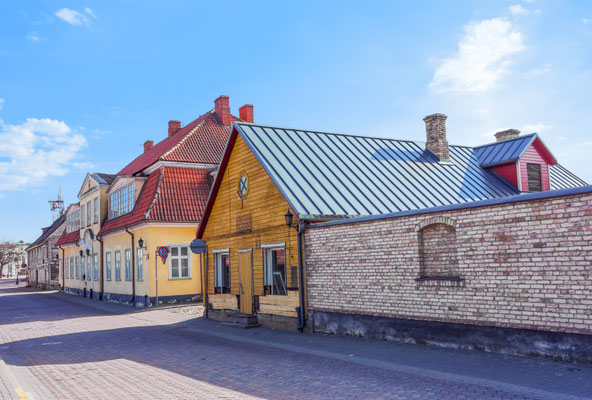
<box><xmin>526</xmin><ymin>163</ymin><xmax>542</xmax><ymax>192</ymax></box>
<box><xmin>238</xmin><ymin>176</ymin><xmax>248</xmax><ymax>199</ymax></box>
<box><xmin>109</xmin><ymin>183</ymin><xmax>135</xmax><ymax>219</ymax></box>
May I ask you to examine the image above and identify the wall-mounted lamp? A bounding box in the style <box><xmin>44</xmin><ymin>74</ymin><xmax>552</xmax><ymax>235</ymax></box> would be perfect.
<box><xmin>138</xmin><ymin>238</ymin><xmax>144</xmax><ymax>249</ymax></box>
<box><xmin>79</xmin><ymin>250</ymin><xmax>84</xmax><ymax>257</ymax></box>
<box><xmin>285</xmin><ymin>210</ymin><xmax>299</xmax><ymax>232</ymax></box>
<box><xmin>86</xmin><ymin>249</ymin><xmax>91</xmax><ymax>256</ymax></box>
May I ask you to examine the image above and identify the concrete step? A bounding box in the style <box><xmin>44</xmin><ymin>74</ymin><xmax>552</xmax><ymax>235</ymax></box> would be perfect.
<box><xmin>222</xmin><ymin>313</ymin><xmax>260</xmax><ymax>329</ymax></box>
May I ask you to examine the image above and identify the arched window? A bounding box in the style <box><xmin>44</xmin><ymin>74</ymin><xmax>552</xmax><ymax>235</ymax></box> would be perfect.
<box><xmin>416</xmin><ymin>217</ymin><xmax>460</xmax><ymax>279</ymax></box>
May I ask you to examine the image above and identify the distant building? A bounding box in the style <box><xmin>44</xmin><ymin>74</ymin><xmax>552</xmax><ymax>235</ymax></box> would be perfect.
<box><xmin>26</xmin><ymin>215</ymin><xmax>66</xmax><ymax>289</ymax></box>
<box><xmin>1</xmin><ymin>241</ymin><xmax>29</xmax><ymax>278</ymax></box>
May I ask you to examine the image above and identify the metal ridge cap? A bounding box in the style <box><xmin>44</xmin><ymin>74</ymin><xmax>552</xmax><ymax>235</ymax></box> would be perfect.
<box><xmin>307</xmin><ymin>185</ymin><xmax>592</xmax><ymax>230</ymax></box>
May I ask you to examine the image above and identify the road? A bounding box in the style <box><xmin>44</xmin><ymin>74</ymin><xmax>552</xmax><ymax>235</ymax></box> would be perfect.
<box><xmin>0</xmin><ymin>279</ymin><xmax>591</xmax><ymax>399</ymax></box>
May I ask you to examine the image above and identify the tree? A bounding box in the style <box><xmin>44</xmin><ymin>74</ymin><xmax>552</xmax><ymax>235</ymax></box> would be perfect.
<box><xmin>0</xmin><ymin>242</ymin><xmax>18</xmax><ymax>277</ymax></box>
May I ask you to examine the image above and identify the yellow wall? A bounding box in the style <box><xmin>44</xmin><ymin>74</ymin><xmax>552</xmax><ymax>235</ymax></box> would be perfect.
<box><xmin>202</xmin><ymin>134</ymin><xmax>300</xmax><ymax>317</ymax></box>
<box><xmin>102</xmin><ymin>225</ymin><xmax>201</xmax><ymax>298</ymax></box>
<box><xmin>60</xmin><ymin>243</ymin><xmax>87</xmax><ymax>291</ymax></box>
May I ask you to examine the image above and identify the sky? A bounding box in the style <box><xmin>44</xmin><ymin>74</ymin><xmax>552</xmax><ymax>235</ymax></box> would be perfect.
<box><xmin>0</xmin><ymin>0</ymin><xmax>591</xmax><ymax>242</ymax></box>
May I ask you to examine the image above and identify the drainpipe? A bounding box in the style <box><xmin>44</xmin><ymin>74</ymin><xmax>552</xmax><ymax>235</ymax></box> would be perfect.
<box><xmin>58</xmin><ymin>245</ymin><xmax>65</xmax><ymax>291</ymax></box>
<box><xmin>297</xmin><ymin>220</ymin><xmax>308</xmax><ymax>332</ymax></box>
<box><xmin>96</xmin><ymin>236</ymin><xmax>104</xmax><ymax>301</ymax></box>
<box><xmin>125</xmin><ymin>228</ymin><xmax>136</xmax><ymax>306</ymax></box>
<box><xmin>204</xmin><ymin>247</ymin><xmax>209</xmax><ymax>319</ymax></box>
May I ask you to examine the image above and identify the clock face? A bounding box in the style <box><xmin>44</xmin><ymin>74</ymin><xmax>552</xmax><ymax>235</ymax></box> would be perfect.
<box><xmin>238</xmin><ymin>175</ymin><xmax>248</xmax><ymax>199</ymax></box>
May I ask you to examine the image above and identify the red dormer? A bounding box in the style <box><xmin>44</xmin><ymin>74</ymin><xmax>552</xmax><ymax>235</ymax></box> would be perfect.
<box><xmin>474</xmin><ymin>130</ymin><xmax>557</xmax><ymax>192</ymax></box>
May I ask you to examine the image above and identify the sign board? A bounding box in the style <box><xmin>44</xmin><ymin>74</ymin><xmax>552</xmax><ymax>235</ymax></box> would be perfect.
<box><xmin>190</xmin><ymin>239</ymin><xmax>206</xmax><ymax>254</ymax></box>
<box><xmin>157</xmin><ymin>246</ymin><xmax>168</xmax><ymax>264</ymax></box>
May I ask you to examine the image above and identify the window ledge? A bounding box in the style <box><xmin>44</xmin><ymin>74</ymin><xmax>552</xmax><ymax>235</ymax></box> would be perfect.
<box><xmin>169</xmin><ymin>277</ymin><xmax>191</xmax><ymax>280</ymax></box>
<box><xmin>415</xmin><ymin>276</ymin><xmax>464</xmax><ymax>282</ymax></box>
<box><xmin>415</xmin><ymin>276</ymin><xmax>465</xmax><ymax>288</ymax></box>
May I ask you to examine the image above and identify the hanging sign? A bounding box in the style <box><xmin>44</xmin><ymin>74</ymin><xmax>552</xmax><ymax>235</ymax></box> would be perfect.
<box><xmin>157</xmin><ymin>246</ymin><xmax>169</xmax><ymax>264</ymax></box>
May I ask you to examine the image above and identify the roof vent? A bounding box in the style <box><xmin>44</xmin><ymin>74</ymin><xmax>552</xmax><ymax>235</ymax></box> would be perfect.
<box><xmin>168</xmin><ymin>120</ymin><xmax>181</xmax><ymax>137</ymax></box>
<box><xmin>239</xmin><ymin>104</ymin><xmax>254</xmax><ymax>123</ymax></box>
<box><xmin>495</xmin><ymin>129</ymin><xmax>520</xmax><ymax>142</ymax></box>
<box><xmin>214</xmin><ymin>95</ymin><xmax>231</xmax><ymax>126</ymax></box>
<box><xmin>424</xmin><ymin>113</ymin><xmax>450</xmax><ymax>162</ymax></box>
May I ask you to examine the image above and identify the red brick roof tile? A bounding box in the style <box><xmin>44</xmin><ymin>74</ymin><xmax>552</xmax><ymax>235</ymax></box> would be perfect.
<box><xmin>55</xmin><ymin>229</ymin><xmax>80</xmax><ymax>247</ymax></box>
<box><xmin>118</xmin><ymin>111</ymin><xmax>237</xmax><ymax>176</ymax></box>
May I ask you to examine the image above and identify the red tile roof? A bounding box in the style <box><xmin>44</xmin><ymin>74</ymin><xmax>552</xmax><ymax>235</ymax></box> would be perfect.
<box><xmin>55</xmin><ymin>230</ymin><xmax>80</xmax><ymax>247</ymax></box>
<box><xmin>118</xmin><ymin>110</ymin><xmax>238</xmax><ymax>176</ymax></box>
<box><xmin>98</xmin><ymin>167</ymin><xmax>211</xmax><ymax>236</ymax></box>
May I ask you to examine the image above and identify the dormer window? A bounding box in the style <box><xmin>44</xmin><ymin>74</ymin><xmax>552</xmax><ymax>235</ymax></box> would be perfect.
<box><xmin>526</xmin><ymin>163</ymin><xmax>542</xmax><ymax>192</ymax></box>
<box><xmin>110</xmin><ymin>183</ymin><xmax>135</xmax><ymax>219</ymax></box>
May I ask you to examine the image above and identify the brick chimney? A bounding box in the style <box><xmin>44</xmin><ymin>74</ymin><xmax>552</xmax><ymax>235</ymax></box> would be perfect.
<box><xmin>168</xmin><ymin>120</ymin><xmax>181</xmax><ymax>137</ymax></box>
<box><xmin>214</xmin><ymin>95</ymin><xmax>231</xmax><ymax>126</ymax></box>
<box><xmin>144</xmin><ymin>140</ymin><xmax>154</xmax><ymax>153</ymax></box>
<box><xmin>239</xmin><ymin>104</ymin><xmax>254</xmax><ymax>123</ymax></box>
<box><xmin>424</xmin><ymin>113</ymin><xmax>450</xmax><ymax>161</ymax></box>
<box><xmin>495</xmin><ymin>129</ymin><xmax>520</xmax><ymax>142</ymax></box>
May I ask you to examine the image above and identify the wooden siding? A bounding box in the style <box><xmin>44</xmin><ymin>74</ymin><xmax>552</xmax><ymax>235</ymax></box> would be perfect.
<box><xmin>492</xmin><ymin>162</ymin><xmax>518</xmax><ymax>187</ymax></box>
<box><xmin>202</xmin><ymin>134</ymin><xmax>300</xmax><ymax>315</ymax></box>
<box><xmin>519</xmin><ymin>143</ymin><xmax>550</xmax><ymax>191</ymax></box>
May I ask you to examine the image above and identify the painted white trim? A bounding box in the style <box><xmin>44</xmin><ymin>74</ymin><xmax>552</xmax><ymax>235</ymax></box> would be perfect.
<box><xmin>261</xmin><ymin>242</ymin><xmax>285</xmax><ymax>249</ymax></box>
<box><xmin>168</xmin><ymin>244</ymin><xmax>192</xmax><ymax>280</ymax></box>
<box><xmin>99</xmin><ymin>222</ymin><xmax>198</xmax><ymax>239</ymax></box>
<box><xmin>142</xmin><ymin>160</ymin><xmax>219</xmax><ymax>175</ymax></box>
<box><xmin>238</xmin><ymin>249</ymin><xmax>252</xmax><ymax>253</ymax></box>
<box><xmin>213</xmin><ymin>248</ymin><xmax>229</xmax><ymax>254</ymax></box>
<box><xmin>516</xmin><ymin>161</ymin><xmax>523</xmax><ymax>192</ymax></box>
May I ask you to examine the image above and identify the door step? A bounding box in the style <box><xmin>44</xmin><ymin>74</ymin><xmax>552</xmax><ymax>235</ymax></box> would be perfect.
<box><xmin>221</xmin><ymin>313</ymin><xmax>260</xmax><ymax>329</ymax></box>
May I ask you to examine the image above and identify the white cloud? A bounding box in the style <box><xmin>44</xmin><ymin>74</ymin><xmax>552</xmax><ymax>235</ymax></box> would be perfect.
<box><xmin>54</xmin><ymin>8</ymin><xmax>90</xmax><ymax>26</ymax></box>
<box><xmin>521</xmin><ymin>123</ymin><xmax>552</xmax><ymax>133</ymax></box>
<box><xmin>0</xmin><ymin>99</ymin><xmax>4</xmax><ymax>111</ymax></box>
<box><xmin>26</xmin><ymin>32</ymin><xmax>43</xmax><ymax>42</ymax></box>
<box><xmin>509</xmin><ymin>5</ymin><xmax>528</xmax><ymax>15</ymax></box>
<box><xmin>84</xmin><ymin>8</ymin><xmax>97</xmax><ymax>18</ymax></box>
<box><xmin>523</xmin><ymin>64</ymin><xmax>551</xmax><ymax>77</ymax></box>
<box><xmin>429</xmin><ymin>18</ymin><xmax>525</xmax><ymax>93</ymax></box>
<box><xmin>0</xmin><ymin>118</ymin><xmax>87</xmax><ymax>191</ymax></box>
<box><xmin>583</xmin><ymin>19</ymin><xmax>591</xmax><ymax>24</ymax></box>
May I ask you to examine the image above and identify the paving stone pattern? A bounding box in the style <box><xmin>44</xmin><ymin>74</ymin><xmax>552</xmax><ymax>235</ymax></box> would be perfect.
<box><xmin>0</xmin><ymin>280</ymin><xmax>591</xmax><ymax>399</ymax></box>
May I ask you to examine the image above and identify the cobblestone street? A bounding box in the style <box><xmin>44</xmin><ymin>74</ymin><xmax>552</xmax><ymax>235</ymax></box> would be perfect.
<box><xmin>0</xmin><ymin>279</ymin><xmax>591</xmax><ymax>400</ymax></box>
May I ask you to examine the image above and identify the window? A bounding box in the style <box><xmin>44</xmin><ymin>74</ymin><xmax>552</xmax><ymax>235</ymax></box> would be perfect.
<box><xmin>75</xmin><ymin>256</ymin><xmax>79</xmax><ymax>279</ymax></box>
<box><xmin>81</xmin><ymin>204</ymin><xmax>85</xmax><ymax>228</ymax></box>
<box><xmin>124</xmin><ymin>249</ymin><xmax>131</xmax><ymax>280</ymax></box>
<box><xmin>86</xmin><ymin>202</ymin><xmax>91</xmax><ymax>226</ymax></box>
<box><xmin>105</xmin><ymin>252</ymin><xmax>112</xmax><ymax>281</ymax></box>
<box><xmin>527</xmin><ymin>163</ymin><xmax>542</xmax><ymax>192</ymax></box>
<box><xmin>214</xmin><ymin>251</ymin><xmax>230</xmax><ymax>294</ymax></box>
<box><xmin>86</xmin><ymin>256</ymin><xmax>91</xmax><ymax>281</ymax></box>
<box><xmin>70</xmin><ymin>256</ymin><xmax>74</xmax><ymax>279</ymax></box>
<box><xmin>263</xmin><ymin>246</ymin><xmax>287</xmax><ymax>295</ymax></box>
<box><xmin>115</xmin><ymin>251</ymin><xmax>121</xmax><ymax>281</ymax></box>
<box><xmin>93</xmin><ymin>197</ymin><xmax>99</xmax><ymax>223</ymax></box>
<box><xmin>136</xmin><ymin>247</ymin><xmax>143</xmax><ymax>281</ymax></box>
<box><xmin>65</xmin><ymin>257</ymin><xmax>69</xmax><ymax>279</ymax></box>
<box><xmin>93</xmin><ymin>253</ymin><xmax>98</xmax><ymax>280</ymax></box>
<box><xmin>109</xmin><ymin>183</ymin><xmax>135</xmax><ymax>219</ymax></box>
<box><xmin>66</xmin><ymin>209</ymin><xmax>80</xmax><ymax>233</ymax></box>
<box><xmin>169</xmin><ymin>245</ymin><xmax>190</xmax><ymax>279</ymax></box>
<box><xmin>80</xmin><ymin>256</ymin><xmax>85</xmax><ymax>280</ymax></box>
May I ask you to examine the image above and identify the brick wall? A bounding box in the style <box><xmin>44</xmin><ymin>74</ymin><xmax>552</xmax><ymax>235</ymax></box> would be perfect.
<box><xmin>305</xmin><ymin>191</ymin><xmax>592</xmax><ymax>335</ymax></box>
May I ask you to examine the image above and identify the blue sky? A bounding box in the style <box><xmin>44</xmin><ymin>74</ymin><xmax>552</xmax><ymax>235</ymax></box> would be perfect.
<box><xmin>1</xmin><ymin>1</ymin><xmax>591</xmax><ymax>242</ymax></box>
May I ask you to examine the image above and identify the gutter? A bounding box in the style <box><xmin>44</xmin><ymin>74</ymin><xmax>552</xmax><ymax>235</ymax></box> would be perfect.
<box><xmin>96</xmin><ymin>235</ymin><xmax>104</xmax><ymax>301</ymax></box>
<box><xmin>204</xmin><ymin>247</ymin><xmax>209</xmax><ymax>319</ymax></box>
<box><xmin>57</xmin><ymin>245</ymin><xmax>65</xmax><ymax>291</ymax></box>
<box><xmin>125</xmin><ymin>228</ymin><xmax>136</xmax><ymax>306</ymax></box>
<box><xmin>297</xmin><ymin>220</ymin><xmax>308</xmax><ymax>332</ymax></box>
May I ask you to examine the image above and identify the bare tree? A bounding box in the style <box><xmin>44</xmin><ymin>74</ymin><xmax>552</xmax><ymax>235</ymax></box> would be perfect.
<box><xmin>0</xmin><ymin>242</ymin><xmax>18</xmax><ymax>277</ymax></box>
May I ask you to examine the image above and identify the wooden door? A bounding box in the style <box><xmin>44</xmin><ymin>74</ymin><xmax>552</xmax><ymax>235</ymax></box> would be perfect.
<box><xmin>238</xmin><ymin>250</ymin><xmax>253</xmax><ymax>315</ymax></box>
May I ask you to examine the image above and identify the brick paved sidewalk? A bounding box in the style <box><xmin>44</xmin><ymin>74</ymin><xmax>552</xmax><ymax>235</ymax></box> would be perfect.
<box><xmin>1</xmin><ymin>282</ymin><xmax>591</xmax><ymax>399</ymax></box>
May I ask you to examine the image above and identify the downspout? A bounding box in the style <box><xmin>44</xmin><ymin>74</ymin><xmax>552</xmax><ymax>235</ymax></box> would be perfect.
<box><xmin>297</xmin><ymin>220</ymin><xmax>308</xmax><ymax>332</ymax></box>
<box><xmin>125</xmin><ymin>228</ymin><xmax>136</xmax><ymax>306</ymax></box>
<box><xmin>96</xmin><ymin>235</ymin><xmax>104</xmax><ymax>301</ymax></box>
<box><xmin>58</xmin><ymin>245</ymin><xmax>65</xmax><ymax>291</ymax></box>
<box><xmin>204</xmin><ymin>247</ymin><xmax>209</xmax><ymax>319</ymax></box>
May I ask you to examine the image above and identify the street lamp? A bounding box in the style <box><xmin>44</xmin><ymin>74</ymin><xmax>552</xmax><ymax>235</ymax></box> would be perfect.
<box><xmin>138</xmin><ymin>238</ymin><xmax>144</xmax><ymax>249</ymax></box>
<box><xmin>285</xmin><ymin>210</ymin><xmax>298</xmax><ymax>231</ymax></box>
<box><xmin>79</xmin><ymin>250</ymin><xmax>84</xmax><ymax>257</ymax></box>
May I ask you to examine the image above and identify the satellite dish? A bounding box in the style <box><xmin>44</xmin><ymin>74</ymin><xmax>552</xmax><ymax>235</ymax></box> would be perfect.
<box><xmin>190</xmin><ymin>239</ymin><xmax>207</xmax><ymax>254</ymax></box>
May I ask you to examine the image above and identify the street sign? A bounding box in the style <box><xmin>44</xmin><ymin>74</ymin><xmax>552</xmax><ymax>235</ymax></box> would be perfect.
<box><xmin>157</xmin><ymin>246</ymin><xmax>168</xmax><ymax>264</ymax></box>
<box><xmin>189</xmin><ymin>239</ymin><xmax>206</xmax><ymax>254</ymax></box>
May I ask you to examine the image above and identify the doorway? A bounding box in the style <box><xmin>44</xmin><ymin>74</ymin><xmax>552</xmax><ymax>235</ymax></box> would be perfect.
<box><xmin>238</xmin><ymin>249</ymin><xmax>253</xmax><ymax>315</ymax></box>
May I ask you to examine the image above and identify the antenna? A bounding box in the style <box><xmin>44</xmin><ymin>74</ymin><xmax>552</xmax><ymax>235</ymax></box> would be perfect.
<box><xmin>49</xmin><ymin>186</ymin><xmax>64</xmax><ymax>221</ymax></box>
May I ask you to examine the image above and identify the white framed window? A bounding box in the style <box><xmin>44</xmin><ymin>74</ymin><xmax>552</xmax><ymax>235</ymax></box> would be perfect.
<box><xmin>80</xmin><ymin>204</ymin><xmax>85</xmax><ymax>228</ymax></box>
<box><xmin>263</xmin><ymin>245</ymin><xmax>287</xmax><ymax>295</ymax></box>
<box><xmin>93</xmin><ymin>253</ymin><xmax>98</xmax><ymax>281</ymax></box>
<box><xmin>105</xmin><ymin>252</ymin><xmax>111</xmax><ymax>281</ymax></box>
<box><xmin>136</xmin><ymin>247</ymin><xmax>143</xmax><ymax>281</ymax></box>
<box><xmin>86</xmin><ymin>202</ymin><xmax>91</xmax><ymax>227</ymax></box>
<box><xmin>80</xmin><ymin>256</ymin><xmax>84</xmax><ymax>280</ymax></box>
<box><xmin>86</xmin><ymin>256</ymin><xmax>91</xmax><ymax>281</ymax></box>
<box><xmin>115</xmin><ymin>251</ymin><xmax>121</xmax><ymax>281</ymax></box>
<box><xmin>169</xmin><ymin>245</ymin><xmax>190</xmax><ymax>279</ymax></box>
<box><xmin>93</xmin><ymin>197</ymin><xmax>99</xmax><ymax>223</ymax></box>
<box><xmin>124</xmin><ymin>249</ymin><xmax>131</xmax><ymax>281</ymax></box>
<box><xmin>109</xmin><ymin>183</ymin><xmax>135</xmax><ymax>219</ymax></box>
<box><xmin>75</xmin><ymin>256</ymin><xmax>79</xmax><ymax>279</ymax></box>
<box><xmin>70</xmin><ymin>256</ymin><xmax>74</xmax><ymax>278</ymax></box>
<box><xmin>65</xmin><ymin>257</ymin><xmax>69</xmax><ymax>279</ymax></box>
<box><xmin>213</xmin><ymin>249</ymin><xmax>230</xmax><ymax>294</ymax></box>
